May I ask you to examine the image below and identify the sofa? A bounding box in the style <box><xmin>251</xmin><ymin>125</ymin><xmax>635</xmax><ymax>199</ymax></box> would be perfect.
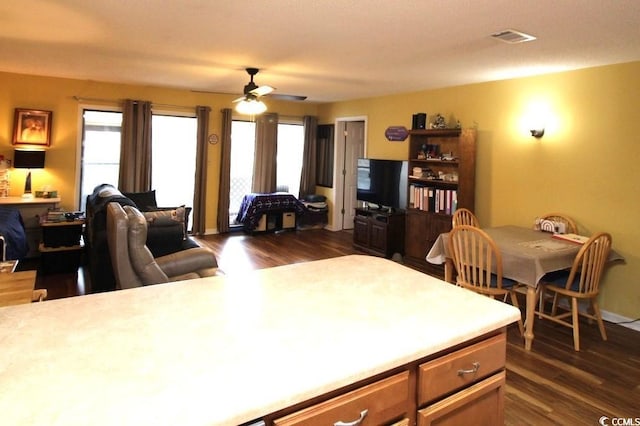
<box><xmin>85</xmin><ymin>184</ymin><xmax>205</xmax><ymax>292</ymax></box>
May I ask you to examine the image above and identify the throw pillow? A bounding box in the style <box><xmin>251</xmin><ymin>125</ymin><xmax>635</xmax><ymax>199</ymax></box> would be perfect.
<box><xmin>143</xmin><ymin>207</ymin><xmax>187</xmax><ymax>255</ymax></box>
<box><xmin>145</xmin><ymin>206</ymin><xmax>192</xmax><ymax>235</ymax></box>
<box><xmin>123</xmin><ymin>190</ymin><xmax>157</xmax><ymax>211</ymax></box>
<box><xmin>143</xmin><ymin>206</ymin><xmax>185</xmax><ymax>230</ymax></box>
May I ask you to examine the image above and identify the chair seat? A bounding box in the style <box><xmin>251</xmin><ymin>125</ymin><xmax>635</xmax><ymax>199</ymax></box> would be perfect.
<box><xmin>490</xmin><ymin>274</ymin><xmax>518</xmax><ymax>289</ymax></box>
<box><xmin>542</xmin><ymin>270</ymin><xmax>581</xmax><ymax>292</ymax></box>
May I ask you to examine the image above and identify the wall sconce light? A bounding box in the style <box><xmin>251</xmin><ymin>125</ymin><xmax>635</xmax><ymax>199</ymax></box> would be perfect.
<box><xmin>530</xmin><ymin>128</ymin><xmax>545</xmax><ymax>138</ymax></box>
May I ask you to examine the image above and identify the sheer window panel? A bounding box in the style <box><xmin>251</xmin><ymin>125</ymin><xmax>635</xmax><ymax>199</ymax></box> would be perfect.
<box><xmin>151</xmin><ymin>114</ymin><xmax>197</xmax><ymax>209</ymax></box>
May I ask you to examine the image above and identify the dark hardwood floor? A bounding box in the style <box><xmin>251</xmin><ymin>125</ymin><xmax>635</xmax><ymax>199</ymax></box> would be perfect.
<box><xmin>30</xmin><ymin>228</ymin><xmax>639</xmax><ymax>425</ymax></box>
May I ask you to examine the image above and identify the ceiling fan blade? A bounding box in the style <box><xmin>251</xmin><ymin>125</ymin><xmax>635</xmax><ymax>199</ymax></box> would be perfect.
<box><xmin>269</xmin><ymin>93</ymin><xmax>308</xmax><ymax>101</ymax></box>
<box><xmin>232</xmin><ymin>95</ymin><xmax>246</xmax><ymax>103</ymax></box>
<box><xmin>250</xmin><ymin>85</ymin><xmax>275</xmax><ymax>97</ymax></box>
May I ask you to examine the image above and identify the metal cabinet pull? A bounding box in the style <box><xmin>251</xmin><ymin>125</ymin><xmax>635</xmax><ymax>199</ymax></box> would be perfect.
<box><xmin>457</xmin><ymin>361</ymin><xmax>480</xmax><ymax>376</ymax></box>
<box><xmin>334</xmin><ymin>409</ymin><xmax>368</xmax><ymax>426</ymax></box>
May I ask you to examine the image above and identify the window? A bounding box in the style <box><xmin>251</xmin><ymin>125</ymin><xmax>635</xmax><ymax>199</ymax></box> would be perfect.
<box><xmin>80</xmin><ymin>110</ymin><xmax>122</xmax><ymax>211</ymax></box>
<box><xmin>276</xmin><ymin>122</ymin><xmax>304</xmax><ymax>196</ymax></box>
<box><xmin>151</xmin><ymin>114</ymin><xmax>197</xmax><ymax>207</ymax></box>
<box><xmin>228</xmin><ymin>119</ymin><xmax>304</xmax><ymax>225</ymax></box>
<box><xmin>79</xmin><ymin>109</ymin><xmax>197</xmax><ymax>220</ymax></box>
<box><xmin>229</xmin><ymin>120</ymin><xmax>256</xmax><ymax>224</ymax></box>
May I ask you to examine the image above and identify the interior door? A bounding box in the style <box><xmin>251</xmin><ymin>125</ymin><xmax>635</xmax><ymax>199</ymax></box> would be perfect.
<box><xmin>342</xmin><ymin>121</ymin><xmax>365</xmax><ymax>230</ymax></box>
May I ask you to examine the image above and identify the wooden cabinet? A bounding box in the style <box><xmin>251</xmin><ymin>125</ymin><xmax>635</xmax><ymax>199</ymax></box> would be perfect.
<box><xmin>404</xmin><ymin>209</ymin><xmax>451</xmax><ymax>276</ymax></box>
<box><xmin>353</xmin><ymin>208</ymin><xmax>405</xmax><ymax>258</ymax></box>
<box><xmin>274</xmin><ymin>372</ymin><xmax>411</xmax><ymax>426</ymax></box>
<box><xmin>39</xmin><ymin>219</ymin><xmax>84</xmax><ymax>274</ymax></box>
<box><xmin>417</xmin><ymin>333</ymin><xmax>506</xmax><ymax>406</ymax></box>
<box><xmin>263</xmin><ymin>331</ymin><xmax>507</xmax><ymax>426</ymax></box>
<box><xmin>404</xmin><ymin>129</ymin><xmax>476</xmax><ymax>275</ymax></box>
<box><xmin>417</xmin><ymin>372</ymin><xmax>505</xmax><ymax>426</ymax></box>
<box><xmin>417</xmin><ymin>333</ymin><xmax>506</xmax><ymax>426</ymax></box>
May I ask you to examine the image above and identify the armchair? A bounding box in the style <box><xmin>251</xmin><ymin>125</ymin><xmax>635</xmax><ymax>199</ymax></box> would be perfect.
<box><xmin>106</xmin><ymin>202</ymin><xmax>221</xmax><ymax>289</ymax></box>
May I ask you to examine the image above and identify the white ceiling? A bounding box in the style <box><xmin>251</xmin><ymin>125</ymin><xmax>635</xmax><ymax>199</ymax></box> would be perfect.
<box><xmin>1</xmin><ymin>0</ymin><xmax>639</xmax><ymax>102</ymax></box>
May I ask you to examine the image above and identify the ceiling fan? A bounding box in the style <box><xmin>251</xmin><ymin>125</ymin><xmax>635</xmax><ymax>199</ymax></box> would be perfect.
<box><xmin>233</xmin><ymin>67</ymin><xmax>275</xmax><ymax>102</ymax></box>
<box><xmin>234</xmin><ymin>67</ymin><xmax>307</xmax><ymax>101</ymax></box>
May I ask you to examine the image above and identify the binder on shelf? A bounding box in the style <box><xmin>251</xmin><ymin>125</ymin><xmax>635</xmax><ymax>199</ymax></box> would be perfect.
<box><xmin>451</xmin><ymin>191</ymin><xmax>458</xmax><ymax>214</ymax></box>
<box><xmin>409</xmin><ymin>184</ymin><xmax>415</xmax><ymax>207</ymax></box>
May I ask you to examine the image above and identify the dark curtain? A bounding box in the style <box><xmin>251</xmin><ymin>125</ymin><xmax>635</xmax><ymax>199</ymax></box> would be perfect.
<box><xmin>119</xmin><ymin>99</ymin><xmax>152</xmax><ymax>192</ymax></box>
<box><xmin>216</xmin><ymin>108</ymin><xmax>232</xmax><ymax>233</ymax></box>
<box><xmin>298</xmin><ymin>115</ymin><xmax>318</xmax><ymax>198</ymax></box>
<box><xmin>251</xmin><ymin>112</ymin><xmax>278</xmax><ymax>193</ymax></box>
<box><xmin>192</xmin><ymin>105</ymin><xmax>210</xmax><ymax>235</ymax></box>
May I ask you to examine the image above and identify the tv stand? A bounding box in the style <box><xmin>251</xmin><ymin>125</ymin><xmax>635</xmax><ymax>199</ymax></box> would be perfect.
<box><xmin>353</xmin><ymin>208</ymin><xmax>405</xmax><ymax>258</ymax></box>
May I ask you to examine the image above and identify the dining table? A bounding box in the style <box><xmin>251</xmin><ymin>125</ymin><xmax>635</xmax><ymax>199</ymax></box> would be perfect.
<box><xmin>426</xmin><ymin>225</ymin><xmax>622</xmax><ymax>351</ymax></box>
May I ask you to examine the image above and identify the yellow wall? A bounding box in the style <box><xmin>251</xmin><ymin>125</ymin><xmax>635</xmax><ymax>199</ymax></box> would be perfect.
<box><xmin>2</xmin><ymin>62</ymin><xmax>638</xmax><ymax>319</ymax></box>
<box><xmin>318</xmin><ymin>61</ymin><xmax>640</xmax><ymax>319</ymax></box>
<box><xmin>0</xmin><ymin>71</ymin><xmax>319</xmax><ymax>231</ymax></box>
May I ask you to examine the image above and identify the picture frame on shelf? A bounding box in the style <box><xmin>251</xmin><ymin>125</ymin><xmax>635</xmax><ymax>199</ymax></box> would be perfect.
<box><xmin>12</xmin><ymin>108</ymin><xmax>52</xmax><ymax>146</ymax></box>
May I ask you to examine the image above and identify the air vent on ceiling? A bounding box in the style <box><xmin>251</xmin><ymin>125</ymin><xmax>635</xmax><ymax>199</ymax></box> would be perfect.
<box><xmin>491</xmin><ymin>29</ymin><xmax>536</xmax><ymax>44</ymax></box>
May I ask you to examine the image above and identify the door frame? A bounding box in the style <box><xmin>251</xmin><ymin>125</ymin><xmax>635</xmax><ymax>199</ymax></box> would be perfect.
<box><xmin>329</xmin><ymin>115</ymin><xmax>368</xmax><ymax>231</ymax></box>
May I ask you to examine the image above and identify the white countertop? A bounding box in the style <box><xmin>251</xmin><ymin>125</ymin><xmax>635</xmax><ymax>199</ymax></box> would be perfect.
<box><xmin>0</xmin><ymin>255</ymin><xmax>520</xmax><ymax>425</ymax></box>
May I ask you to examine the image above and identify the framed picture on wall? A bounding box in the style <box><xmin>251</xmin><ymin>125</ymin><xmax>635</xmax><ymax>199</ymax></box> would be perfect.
<box><xmin>12</xmin><ymin>108</ymin><xmax>53</xmax><ymax>146</ymax></box>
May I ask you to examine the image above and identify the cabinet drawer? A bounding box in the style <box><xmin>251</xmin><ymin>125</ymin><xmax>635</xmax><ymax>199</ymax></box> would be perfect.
<box><xmin>417</xmin><ymin>371</ymin><xmax>505</xmax><ymax>426</ymax></box>
<box><xmin>417</xmin><ymin>333</ymin><xmax>505</xmax><ymax>406</ymax></box>
<box><xmin>274</xmin><ymin>371</ymin><xmax>410</xmax><ymax>426</ymax></box>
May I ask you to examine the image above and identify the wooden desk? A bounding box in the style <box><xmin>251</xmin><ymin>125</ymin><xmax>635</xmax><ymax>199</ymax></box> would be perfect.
<box><xmin>427</xmin><ymin>226</ymin><xmax>623</xmax><ymax>351</ymax></box>
<box><xmin>0</xmin><ymin>270</ymin><xmax>38</xmax><ymax>307</ymax></box>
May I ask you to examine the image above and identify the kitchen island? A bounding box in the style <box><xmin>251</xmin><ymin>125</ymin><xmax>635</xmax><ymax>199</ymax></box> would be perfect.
<box><xmin>0</xmin><ymin>255</ymin><xmax>520</xmax><ymax>425</ymax></box>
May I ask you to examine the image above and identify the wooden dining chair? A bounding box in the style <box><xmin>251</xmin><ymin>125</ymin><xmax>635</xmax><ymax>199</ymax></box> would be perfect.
<box><xmin>539</xmin><ymin>213</ymin><xmax>578</xmax><ymax>234</ymax></box>
<box><xmin>536</xmin><ymin>232</ymin><xmax>611</xmax><ymax>351</ymax></box>
<box><xmin>452</xmin><ymin>208</ymin><xmax>479</xmax><ymax>228</ymax></box>
<box><xmin>448</xmin><ymin>225</ymin><xmax>524</xmax><ymax>335</ymax></box>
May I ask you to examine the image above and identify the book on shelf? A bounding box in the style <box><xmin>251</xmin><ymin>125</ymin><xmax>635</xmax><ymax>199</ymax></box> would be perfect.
<box><xmin>428</xmin><ymin>188</ymin><xmax>435</xmax><ymax>212</ymax></box>
<box><xmin>551</xmin><ymin>233</ymin><xmax>589</xmax><ymax>245</ymax></box>
<box><xmin>408</xmin><ymin>184</ymin><xmax>457</xmax><ymax>214</ymax></box>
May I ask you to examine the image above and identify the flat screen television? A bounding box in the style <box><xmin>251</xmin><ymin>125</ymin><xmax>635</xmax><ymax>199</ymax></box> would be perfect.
<box><xmin>356</xmin><ymin>158</ymin><xmax>408</xmax><ymax>211</ymax></box>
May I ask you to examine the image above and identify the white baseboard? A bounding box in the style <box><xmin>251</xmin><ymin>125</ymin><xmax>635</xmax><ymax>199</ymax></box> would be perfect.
<box><xmin>601</xmin><ymin>310</ymin><xmax>640</xmax><ymax>332</ymax></box>
<box><xmin>551</xmin><ymin>299</ymin><xmax>640</xmax><ymax>332</ymax></box>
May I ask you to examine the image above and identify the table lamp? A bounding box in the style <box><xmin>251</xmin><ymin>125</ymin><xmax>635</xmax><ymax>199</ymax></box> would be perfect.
<box><xmin>13</xmin><ymin>149</ymin><xmax>46</xmax><ymax>198</ymax></box>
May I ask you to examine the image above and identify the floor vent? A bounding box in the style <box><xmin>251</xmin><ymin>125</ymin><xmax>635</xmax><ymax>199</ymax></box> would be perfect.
<box><xmin>491</xmin><ymin>29</ymin><xmax>537</xmax><ymax>44</ymax></box>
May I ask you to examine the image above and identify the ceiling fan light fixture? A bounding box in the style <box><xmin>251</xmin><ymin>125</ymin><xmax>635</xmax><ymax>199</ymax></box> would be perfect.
<box><xmin>235</xmin><ymin>97</ymin><xmax>267</xmax><ymax>115</ymax></box>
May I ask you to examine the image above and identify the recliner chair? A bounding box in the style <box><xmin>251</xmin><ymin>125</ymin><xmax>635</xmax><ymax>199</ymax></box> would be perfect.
<box><xmin>106</xmin><ymin>202</ymin><xmax>221</xmax><ymax>289</ymax></box>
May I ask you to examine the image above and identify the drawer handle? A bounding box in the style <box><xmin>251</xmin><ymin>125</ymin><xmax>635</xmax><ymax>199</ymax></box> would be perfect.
<box><xmin>334</xmin><ymin>409</ymin><xmax>368</xmax><ymax>426</ymax></box>
<box><xmin>457</xmin><ymin>362</ymin><xmax>480</xmax><ymax>376</ymax></box>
